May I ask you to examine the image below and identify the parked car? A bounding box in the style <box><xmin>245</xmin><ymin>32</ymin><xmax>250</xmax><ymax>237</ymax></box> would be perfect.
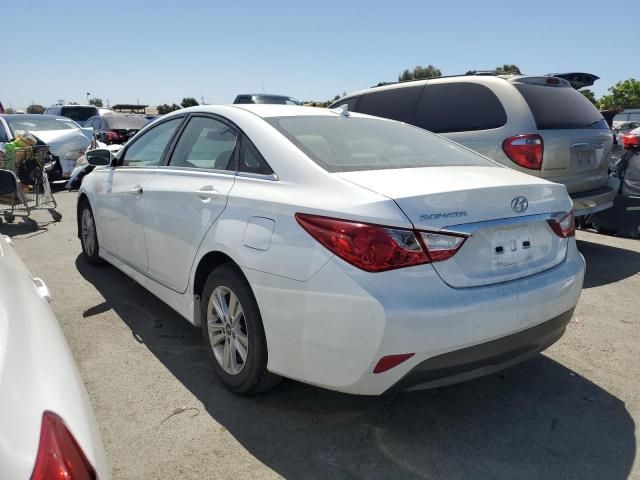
<box><xmin>0</xmin><ymin>234</ymin><xmax>109</xmax><ymax>479</ymax></box>
<box><xmin>85</xmin><ymin>114</ymin><xmax>149</xmax><ymax>145</ymax></box>
<box><xmin>0</xmin><ymin>114</ymin><xmax>93</xmax><ymax>180</ymax></box>
<box><xmin>78</xmin><ymin>105</ymin><xmax>584</xmax><ymax>395</ymax></box>
<box><xmin>97</xmin><ymin>107</ymin><xmax>115</xmax><ymax>117</ymax></box>
<box><xmin>330</xmin><ymin>74</ymin><xmax>617</xmax><ymax>217</ymax></box>
<box><xmin>44</xmin><ymin>104</ymin><xmax>99</xmax><ymax>126</ymax></box>
<box><xmin>613</xmin><ymin>120</ymin><xmax>640</xmax><ymax>137</ymax></box>
<box><xmin>614</xmin><ymin>109</ymin><xmax>640</xmax><ymax>123</ymax></box>
<box><xmin>233</xmin><ymin>93</ymin><xmax>301</xmax><ymax>105</ymax></box>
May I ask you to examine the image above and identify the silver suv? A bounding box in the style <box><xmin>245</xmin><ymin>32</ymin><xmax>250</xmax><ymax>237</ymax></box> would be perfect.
<box><xmin>331</xmin><ymin>75</ymin><xmax>617</xmax><ymax>216</ymax></box>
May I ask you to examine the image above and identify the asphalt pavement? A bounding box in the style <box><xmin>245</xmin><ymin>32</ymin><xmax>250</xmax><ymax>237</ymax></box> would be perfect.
<box><xmin>2</xmin><ymin>190</ymin><xmax>639</xmax><ymax>480</ymax></box>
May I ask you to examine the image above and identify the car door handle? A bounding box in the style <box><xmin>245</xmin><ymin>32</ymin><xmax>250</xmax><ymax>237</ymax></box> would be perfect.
<box><xmin>195</xmin><ymin>185</ymin><xmax>218</xmax><ymax>201</ymax></box>
<box><xmin>129</xmin><ymin>185</ymin><xmax>143</xmax><ymax>195</ymax></box>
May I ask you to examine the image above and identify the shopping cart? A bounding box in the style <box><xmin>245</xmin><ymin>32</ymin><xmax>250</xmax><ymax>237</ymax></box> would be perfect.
<box><xmin>0</xmin><ymin>145</ymin><xmax>62</xmax><ymax>227</ymax></box>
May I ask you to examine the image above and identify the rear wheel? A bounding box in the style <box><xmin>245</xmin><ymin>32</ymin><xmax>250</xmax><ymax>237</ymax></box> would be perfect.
<box><xmin>80</xmin><ymin>202</ymin><xmax>104</xmax><ymax>265</ymax></box>
<box><xmin>200</xmin><ymin>264</ymin><xmax>280</xmax><ymax>394</ymax></box>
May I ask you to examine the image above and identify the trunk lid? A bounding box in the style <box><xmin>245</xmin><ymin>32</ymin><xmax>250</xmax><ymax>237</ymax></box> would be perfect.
<box><xmin>336</xmin><ymin>166</ymin><xmax>572</xmax><ymax>287</ymax></box>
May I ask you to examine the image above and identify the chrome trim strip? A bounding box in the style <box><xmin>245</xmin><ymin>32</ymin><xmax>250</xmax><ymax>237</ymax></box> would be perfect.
<box><xmin>236</xmin><ymin>171</ymin><xmax>279</xmax><ymax>181</ymax></box>
<box><xmin>444</xmin><ymin>212</ymin><xmax>566</xmax><ymax>235</ymax></box>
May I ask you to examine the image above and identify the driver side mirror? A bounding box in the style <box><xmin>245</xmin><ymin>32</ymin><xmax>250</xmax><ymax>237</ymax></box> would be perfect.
<box><xmin>86</xmin><ymin>149</ymin><xmax>116</xmax><ymax>167</ymax></box>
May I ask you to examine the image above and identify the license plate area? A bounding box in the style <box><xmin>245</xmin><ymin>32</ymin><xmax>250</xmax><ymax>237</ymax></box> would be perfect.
<box><xmin>492</xmin><ymin>225</ymin><xmax>534</xmax><ymax>267</ymax></box>
<box><xmin>571</xmin><ymin>148</ymin><xmax>597</xmax><ymax>172</ymax></box>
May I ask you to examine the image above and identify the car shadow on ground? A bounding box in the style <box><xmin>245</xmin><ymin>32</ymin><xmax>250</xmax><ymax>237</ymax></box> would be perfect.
<box><xmin>577</xmin><ymin>238</ymin><xmax>640</xmax><ymax>289</ymax></box>
<box><xmin>76</xmin><ymin>255</ymin><xmax>636</xmax><ymax>480</ymax></box>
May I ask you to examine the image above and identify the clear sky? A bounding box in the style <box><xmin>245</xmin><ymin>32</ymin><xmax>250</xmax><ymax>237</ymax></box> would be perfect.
<box><xmin>4</xmin><ymin>0</ymin><xmax>638</xmax><ymax>109</ymax></box>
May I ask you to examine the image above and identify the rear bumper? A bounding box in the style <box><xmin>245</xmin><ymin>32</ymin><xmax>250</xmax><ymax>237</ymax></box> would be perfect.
<box><xmin>388</xmin><ymin>308</ymin><xmax>573</xmax><ymax>393</ymax></box>
<box><xmin>570</xmin><ymin>176</ymin><xmax>619</xmax><ymax>216</ymax></box>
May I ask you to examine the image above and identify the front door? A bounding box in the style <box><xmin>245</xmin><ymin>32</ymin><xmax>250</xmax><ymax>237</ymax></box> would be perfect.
<box><xmin>96</xmin><ymin>117</ymin><xmax>184</xmax><ymax>273</ymax></box>
<box><xmin>143</xmin><ymin>115</ymin><xmax>239</xmax><ymax>292</ymax></box>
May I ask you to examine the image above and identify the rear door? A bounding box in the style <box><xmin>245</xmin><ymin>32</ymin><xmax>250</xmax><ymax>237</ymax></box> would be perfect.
<box><xmin>513</xmin><ymin>79</ymin><xmax>613</xmax><ymax>193</ymax></box>
<box><xmin>142</xmin><ymin>115</ymin><xmax>239</xmax><ymax>292</ymax></box>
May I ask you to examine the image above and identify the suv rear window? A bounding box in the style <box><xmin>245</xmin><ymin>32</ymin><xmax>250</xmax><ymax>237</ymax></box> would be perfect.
<box><xmin>267</xmin><ymin>116</ymin><xmax>494</xmax><ymax>173</ymax></box>
<box><xmin>60</xmin><ymin>106</ymin><xmax>99</xmax><ymax>123</ymax></box>
<box><xmin>354</xmin><ymin>85</ymin><xmax>424</xmax><ymax>123</ymax></box>
<box><xmin>514</xmin><ymin>84</ymin><xmax>607</xmax><ymax>130</ymax></box>
<box><xmin>414</xmin><ymin>83</ymin><xmax>507</xmax><ymax>133</ymax></box>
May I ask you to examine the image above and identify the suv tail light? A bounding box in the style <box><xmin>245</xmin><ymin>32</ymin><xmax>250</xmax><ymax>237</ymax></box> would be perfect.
<box><xmin>31</xmin><ymin>411</ymin><xmax>97</xmax><ymax>480</ymax></box>
<box><xmin>295</xmin><ymin>213</ymin><xmax>467</xmax><ymax>272</ymax></box>
<box><xmin>502</xmin><ymin>134</ymin><xmax>544</xmax><ymax>170</ymax></box>
<box><xmin>547</xmin><ymin>211</ymin><xmax>575</xmax><ymax>238</ymax></box>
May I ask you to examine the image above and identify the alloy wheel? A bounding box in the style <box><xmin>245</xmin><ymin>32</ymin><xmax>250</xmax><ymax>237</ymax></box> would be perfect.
<box><xmin>207</xmin><ymin>286</ymin><xmax>249</xmax><ymax>375</ymax></box>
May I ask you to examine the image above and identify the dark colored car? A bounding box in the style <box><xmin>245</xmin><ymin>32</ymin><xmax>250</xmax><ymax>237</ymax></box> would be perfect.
<box><xmin>44</xmin><ymin>105</ymin><xmax>99</xmax><ymax>126</ymax></box>
<box><xmin>84</xmin><ymin>114</ymin><xmax>148</xmax><ymax>145</ymax></box>
<box><xmin>233</xmin><ymin>94</ymin><xmax>301</xmax><ymax>105</ymax></box>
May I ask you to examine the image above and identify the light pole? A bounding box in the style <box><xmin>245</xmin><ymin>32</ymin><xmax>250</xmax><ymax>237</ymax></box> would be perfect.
<box><xmin>86</xmin><ymin>92</ymin><xmax>91</xmax><ymax>104</ymax></box>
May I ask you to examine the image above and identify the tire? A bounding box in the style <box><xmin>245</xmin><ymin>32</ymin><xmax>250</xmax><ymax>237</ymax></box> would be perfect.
<box><xmin>200</xmin><ymin>263</ymin><xmax>281</xmax><ymax>394</ymax></box>
<box><xmin>79</xmin><ymin>201</ymin><xmax>104</xmax><ymax>265</ymax></box>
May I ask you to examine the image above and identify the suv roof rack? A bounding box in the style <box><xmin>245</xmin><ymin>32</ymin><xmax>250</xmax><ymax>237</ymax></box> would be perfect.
<box><xmin>369</xmin><ymin>71</ymin><xmax>517</xmax><ymax>89</ymax></box>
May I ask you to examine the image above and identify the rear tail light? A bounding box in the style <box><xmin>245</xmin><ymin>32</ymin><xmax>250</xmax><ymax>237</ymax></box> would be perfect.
<box><xmin>547</xmin><ymin>211</ymin><xmax>575</xmax><ymax>238</ymax></box>
<box><xmin>104</xmin><ymin>130</ymin><xmax>121</xmax><ymax>144</ymax></box>
<box><xmin>419</xmin><ymin>232</ymin><xmax>466</xmax><ymax>262</ymax></box>
<box><xmin>502</xmin><ymin>134</ymin><xmax>544</xmax><ymax>170</ymax></box>
<box><xmin>31</xmin><ymin>411</ymin><xmax>97</xmax><ymax>480</ymax></box>
<box><xmin>295</xmin><ymin>213</ymin><xmax>467</xmax><ymax>272</ymax></box>
<box><xmin>621</xmin><ymin>134</ymin><xmax>640</xmax><ymax>149</ymax></box>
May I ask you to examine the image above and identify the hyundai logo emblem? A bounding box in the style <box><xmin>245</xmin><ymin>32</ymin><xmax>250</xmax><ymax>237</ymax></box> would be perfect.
<box><xmin>511</xmin><ymin>196</ymin><xmax>529</xmax><ymax>213</ymax></box>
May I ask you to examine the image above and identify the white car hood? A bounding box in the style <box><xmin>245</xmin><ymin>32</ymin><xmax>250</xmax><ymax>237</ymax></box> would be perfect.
<box><xmin>31</xmin><ymin>129</ymin><xmax>93</xmax><ymax>177</ymax></box>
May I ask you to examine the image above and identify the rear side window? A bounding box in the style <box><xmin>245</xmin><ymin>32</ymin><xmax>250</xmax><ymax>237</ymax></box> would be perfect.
<box><xmin>354</xmin><ymin>85</ymin><xmax>424</xmax><ymax>123</ymax></box>
<box><xmin>414</xmin><ymin>83</ymin><xmax>507</xmax><ymax>133</ymax></box>
<box><xmin>267</xmin><ymin>116</ymin><xmax>494</xmax><ymax>173</ymax></box>
<box><xmin>331</xmin><ymin>96</ymin><xmax>359</xmax><ymax>112</ymax></box>
<box><xmin>238</xmin><ymin>136</ymin><xmax>273</xmax><ymax>175</ymax></box>
<box><xmin>169</xmin><ymin>116</ymin><xmax>238</xmax><ymax>170</ymax></box>
<box><xmin>515</xmin><ymin>84</ymin><xmax>606</xmax><ymax>130</ymax></box>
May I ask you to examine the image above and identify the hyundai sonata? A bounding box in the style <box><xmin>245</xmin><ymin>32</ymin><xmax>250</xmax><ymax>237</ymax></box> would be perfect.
<box><xmin>77</xmin><ymin>105</ymin><xmax>585</xmax><ymax>395</ymax></box>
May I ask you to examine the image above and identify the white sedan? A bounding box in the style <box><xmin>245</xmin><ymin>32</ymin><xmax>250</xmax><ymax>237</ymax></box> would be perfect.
<box><xmin>0</xmin><ymin>235</ymin><xmax>109</xmax><ymax>479</ymax></box>
<box><xmin>78</xmin><ymin>105</ymin><xmax>585</xmax><ymax>395</ymax></box>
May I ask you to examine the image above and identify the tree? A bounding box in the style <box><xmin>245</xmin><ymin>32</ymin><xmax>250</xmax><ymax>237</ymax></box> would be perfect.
<box><xmin>398</xmin><ymin>64</ymin><xmax>441</xmax><ymax>82</ymax></box>
<box><xmin>599</xmin><ymin>78</ymin><xmax>640</xmax><ymax>110</ymax></box>
<box><xmin>26</xmin><ymin>104</ymin><xmax>45</xmax><ymax>114</ymax></box>
<box><xmin>5</xmin><ymin>107</ymin><xmax>16</xmax><ymax>114</ymax></box>
<box><xmin>180</xmin><ymin>97</ymin><xmax>199</xmax><ymax>108</ymax></box>
<box><xmin>579</xmin><ymin>89</ymin><xmax>598</xmax><ymax>107</ymax></box>
<box><xmin>157</xmin><ymin>103</ymin><xmax>181</xmax><ymax>115</ymax></box>
<box><xmin>89</xmin><ymin>98</ymin><xmax>103</xmax><ymax>107</ymax></box>
<box><xmin>495</xmin><ymin>64</ymin><xmax>521</xmax><ymax>74</ymax></box>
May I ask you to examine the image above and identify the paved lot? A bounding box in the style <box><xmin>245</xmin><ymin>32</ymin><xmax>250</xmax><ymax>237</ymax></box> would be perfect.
<box><xmin>3</xmin><ymin>190</ymin><xmax>639</xmax><ymax>480</ymax></box>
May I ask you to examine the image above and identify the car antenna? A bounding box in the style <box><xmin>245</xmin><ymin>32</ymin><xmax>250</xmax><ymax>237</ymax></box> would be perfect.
<box><xmin>331</xmin><ymin>104</ymin><xmax>350</xmax><ymax>117</ymax></box>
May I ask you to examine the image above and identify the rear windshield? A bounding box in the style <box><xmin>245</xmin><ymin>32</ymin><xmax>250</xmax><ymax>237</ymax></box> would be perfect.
<box><xmin>267</xmin><ymin>116</ymin><xmax>495</xmax><ymax>173</ymax></box>
<box><xmin>515</xmin><ymin>84</ymin><xmax>607</xmax><ymax>130</ymax></box>
<box><xmin>104</xmin><ymin>116</ymin><xmax>148</xmax><ymax>129</ymax></box>
<box><xmin>60</xmin><ymin>106</ymin><xmax>99</xmax><ymax>123</ymax></box>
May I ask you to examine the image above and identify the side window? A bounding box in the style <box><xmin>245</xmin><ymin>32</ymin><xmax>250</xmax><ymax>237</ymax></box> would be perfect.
<box><xmin>235</xmin><ymin>96</ymin><xmax>252</xmax><ymax>104</ymax></box>
<box><xmin>120</xmin><ymin>117</ymin><xmax>182</xmax><ymax>167</ymax></box>
<box><xmin>414</xmin><ymin>83</ymin><xmax>507</xmax><ymax>133</ymax></box>
<box><xmin>0</xmin><ymin>123</ymin><xmax>8</xmax><ymax>142</ymax></box>
<box><xmin>354</xmin><ymin>86</ymin><xmax>424</xmax><ymax>123</ymax></box>
<box><xmin>331</xmin><ymin>96</ymin><xmax>359</xmax><ymax>111</ymax></box>
<box><xmin>238</xmin><ymin>135</ymin><xmax>273</xmax><ymax>175</ymax></box>
<box><xmin>169</xmin><ymin>116</ymin><xmax>238</xmax><ymax>170</ymax></box>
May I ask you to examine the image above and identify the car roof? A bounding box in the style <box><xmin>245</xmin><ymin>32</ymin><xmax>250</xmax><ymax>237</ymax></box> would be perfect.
<box><xmin>176</xmin><ymin>104</ymin><xmax>347</xmax><ymax>119</ymax></box>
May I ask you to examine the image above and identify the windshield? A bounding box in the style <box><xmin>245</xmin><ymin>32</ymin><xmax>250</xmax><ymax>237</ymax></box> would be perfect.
<box><xmin>60</xmin><ymin>106</ymin><xmax>99</xmax><ymax>123</ymax></box>
<box><xmin>515</xmin><ymin>84</ymin><xmax>607</xmax><ymax>130</ymax></box>
<box><xmin>267</xmin><ymin>116</ymin><xmax>496</xmax><ymax>173</ymax></box>
<box><xmin>7</xmin><ymin>117</ymin><xmax>79</xmax><ymax>135</ymax></box>
<box><xmin>104</xmin><ymin>116</ymin><xmax>149</xmax><ymax>129</ymax></box>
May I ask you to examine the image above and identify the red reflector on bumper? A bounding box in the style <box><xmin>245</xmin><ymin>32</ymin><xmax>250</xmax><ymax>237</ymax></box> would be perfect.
<box><xmin>373</xmin><ymin>353</ymin><xmax>415</xmax><ymax>374</ymax></box>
